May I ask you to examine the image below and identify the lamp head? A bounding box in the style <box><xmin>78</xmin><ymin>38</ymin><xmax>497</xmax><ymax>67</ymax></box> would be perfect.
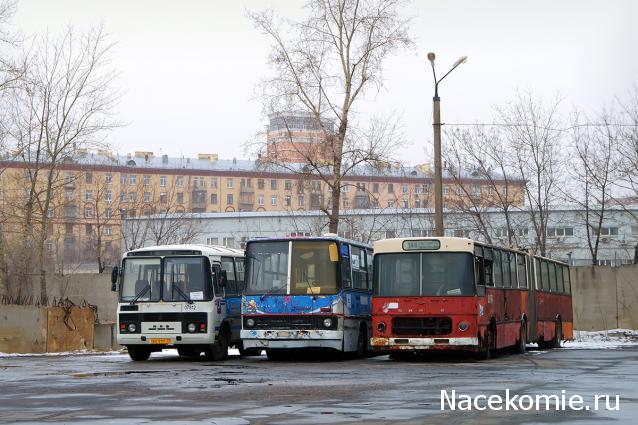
<box><xmin>427</xmin><ymin>52</ymin><xmax>436</xmax><ymax>64</ymax></box>
<box><xmin>453</xmin><ymin>56</ymin><xmax>468</xmax><ymax>67</ymax></box>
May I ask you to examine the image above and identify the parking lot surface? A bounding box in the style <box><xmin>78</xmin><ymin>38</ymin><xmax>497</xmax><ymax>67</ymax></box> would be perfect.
<box><xmin>1</xmin><ymin>347</ymin><xmax>637</xmax><ymax>424</ymax></box>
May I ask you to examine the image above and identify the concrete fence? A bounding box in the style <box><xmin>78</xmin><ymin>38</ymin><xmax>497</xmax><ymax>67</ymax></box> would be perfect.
<box><xmin>0</xmin><ymin>305</ymin><xmax>95</xmax><ymax>354</ymax></box>
<box><xmin>571</xmin><ymin>264</ymin><xmax>638</xmax><ymax>331</ymax></box>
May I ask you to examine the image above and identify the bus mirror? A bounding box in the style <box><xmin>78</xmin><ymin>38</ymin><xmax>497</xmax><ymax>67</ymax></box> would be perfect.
<box><xmin>477</xmin><ymin>284</ymin><xmax>486</xmax><ymax>297</ymax></box>
<box><xmin>219</xmin><ymin>270</ymin><xmax>227</xmax><ymax>287</ymax></box>
<box><xmin>111</xmin><ymin>266</ymin><xmax>120</xmax><ymax>288</ymax></box>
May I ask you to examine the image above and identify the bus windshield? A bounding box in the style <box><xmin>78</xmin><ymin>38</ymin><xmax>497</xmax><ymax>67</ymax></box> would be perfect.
<box><xmin>120</xmin><ymin>258</ymin><xmax>162</xmax><ymax>302</ymax></box>
<box><xmin>246</xmin><ymin>240</ymin><xmax>339</xmax><ymax>295</ymax></box>
<box><xmin>163</xmin><ymin>257</ymin><xmax>211</xmax><ymax>302</ymax></box>
<box><xmin>374</xmin><ymin>252</ymin><xmax>475</xmax><ymax>296</ymax></box>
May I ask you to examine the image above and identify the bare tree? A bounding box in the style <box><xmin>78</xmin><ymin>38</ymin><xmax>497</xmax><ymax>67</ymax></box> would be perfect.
<box><xmin>3</xmin><ymin>25</ymin><xmax>118</xmax><ymax>299</ymax></box>
<box><xmin>564</xmin><ymin>110</ymin><xmax>620</xmax><ymax>264</ymax></box>
<box><xmin>249</xmin><ymin>0</ymin><xmax>412</xmax><ymax>233</ymax></box>
<box><xmin>497</xmin><ymin>91</ymin><xmax>564</xmax><ymax>256</ymax></box>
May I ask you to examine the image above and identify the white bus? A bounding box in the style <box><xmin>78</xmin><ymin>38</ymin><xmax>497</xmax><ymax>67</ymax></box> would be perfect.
<box><xmin>111</xmin><ymin>244</ymin><xmax>245</xmax><ymax>361</ymax></box>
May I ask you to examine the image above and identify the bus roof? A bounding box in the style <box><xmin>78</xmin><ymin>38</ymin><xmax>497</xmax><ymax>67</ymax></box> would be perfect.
<box><xmin>247</xmin><ymin>235</ymin><xmax>372</xmax><ymax>249</ymax></box>
<box><xmin>124</xmin><ymin>244</ymin><xmax>244</xmax><ymax>258</ymax></box>
<box><xmin>374</xmin><ymin>237</ymin><xmax>474</xmax><ymax>254</ymax></box>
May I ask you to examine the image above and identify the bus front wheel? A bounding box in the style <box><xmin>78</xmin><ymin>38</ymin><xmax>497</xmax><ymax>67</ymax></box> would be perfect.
<box><xmin>205</xmin><ymin>331</ymin><xmax>229</xmax><ymax>361</ymax></box>
<box><xmin>515</xmin><ymin>321</ymin><xmax>527</xmax><ymax>354</ymax></box>
<box><xmin>127</xmin><ymin>346</ymin><xmax>151</xmax><ymax>361</ymax></box>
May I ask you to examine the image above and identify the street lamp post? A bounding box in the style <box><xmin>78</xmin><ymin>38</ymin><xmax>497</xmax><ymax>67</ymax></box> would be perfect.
<box><xmin>427</xmin><ymin>52</ymin><xmax>467</xmax><ymax>237</ymax></box>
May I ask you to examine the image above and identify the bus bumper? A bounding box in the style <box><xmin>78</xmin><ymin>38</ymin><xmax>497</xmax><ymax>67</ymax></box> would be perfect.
<box><xmin>241</xmin><ymin>329</ymin><xmax>343</xmax><ymax>350</ymax></box>
<box><xmin>117</xmin><ymin>333</ymin><xmax>215</xmax><ymax>346</ymax></box>
<box><xmin>371</xmin><ymin>337</ymin><xmax>479</xmax><ymax>350</ymax></box>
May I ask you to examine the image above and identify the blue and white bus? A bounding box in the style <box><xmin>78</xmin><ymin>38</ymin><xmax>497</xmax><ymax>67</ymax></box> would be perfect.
<box><xmin>241</xmin><ymin>235</ymin><xmax>373</xmax><ymax>359</ymax></box>
<box><xmin>112</xmin><ymin>244</ymin><xmax>245</xmax><ymax>361</ymax></box>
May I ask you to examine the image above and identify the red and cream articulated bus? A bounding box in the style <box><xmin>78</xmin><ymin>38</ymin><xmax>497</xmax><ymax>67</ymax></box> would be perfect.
<box><xmin>371</xmin><ymin>237</ymin><xmax>573</xmax><ymax>359</ymax></box>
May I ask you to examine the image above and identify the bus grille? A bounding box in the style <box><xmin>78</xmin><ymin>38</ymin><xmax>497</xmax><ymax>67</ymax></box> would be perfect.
<box><xmin>392</xmin><ymin>317</ymin><xmax>452</xmax><ymax>336</ymax></box>
<box><xmin>245</xmin><ymin>315</ymin><xmax>338</xmax><ymax>330</ymax></box>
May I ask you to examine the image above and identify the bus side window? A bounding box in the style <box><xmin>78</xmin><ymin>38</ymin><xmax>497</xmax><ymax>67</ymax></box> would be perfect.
<box><xmin>555</xmin><ymin>263</ymin><xmax>564</xmax><ymax>293</ymax></box>
<box><xmin>483</xmin><ymin>247</ymin><xmax>494</xmax><ymax>287</ymax></box>
<box><xmin>494</xmin><ymin>250</ymin><xmax>503</xmax><ymax>287</ymax></box>
<box><xmin>564</xmin><ymin>265</ymin><xmax>572</xmax><ymax>293</ymax></box>
<box><xmin>340</xmin><ymin>244</ymin><xmax>352</xmax><ymax>288</ymax></box>
<box><xmin>350</xmin><ymin>246</ymin><xmax>367</xmax><ymax>289</ymax></box>
<box><xmin>517</xmin><ymin>254</ymin><xmax>527</xmax><ymax>288</ymax></box>
<box><xmin>534</xmin><ymin>258</ymin><xmax>542</xmax><ymax>291</ymax></box>
<box><xmin>221</xmin><ymin>256</ymin><xmax>238</xmax><ymax>296</ymax></box>
<box><xmin>548</xmin><ymin>262</ymin><xmax>558</xmax><ymax>292</ymax></box>
<box><xmin>235</xmin><ymin>258</ymin><xmax>246</xmax><ymax>293</ymax></box>
<box><xmin>366</xmin><ymin>250</ymin><xmax>373</xmax><ymax>290</ymax></box>
<box><xmin>211</xmin><ymin>264</ymin><xmax>221</xmax><ymax>296</ymax></box>
<box><xmin>502</xmin><ymin>251</ymin><xmax>511</xmax><ymax>288</ymax></box>
<box><xmin>540</xmin><ymin>260</ymin><xmax>550</xmax><ymax>291</ymax></box>
<box><xmin>509</xmin><ymin>252</ymin><xmax>517</xmax><ymax>288</ymax></box>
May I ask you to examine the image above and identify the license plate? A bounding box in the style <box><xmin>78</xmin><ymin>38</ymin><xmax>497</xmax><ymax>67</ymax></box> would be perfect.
<box><xmin>150</xmin><ymin>338</ymin><xmax>171</xmax><ymax>345</ymax></box>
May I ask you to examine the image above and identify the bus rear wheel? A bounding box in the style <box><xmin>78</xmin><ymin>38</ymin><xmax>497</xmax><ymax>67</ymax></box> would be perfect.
<box><xmin>205</xmin><ymin>331</ymin><xmax>229</xmax><ymax>361</ymax></box>
<box><xmin>266</xmin><ymin>349</ymin><xmax>290</xmax><ymax>361</ymax></box>
<box><xmin>127</xmin><ymin>346</ymin><xmax>151</xmax><ymax>361</ymax></box>
<box><xmin>515</xmin><ymin>321</ymin><xmax>527</xmax><ymax>354</ymax></box>
<box><xmin>355</xmin><ymin>325</ymin><xmax>367</xmax><ymax>358</ymax></box>
<box><xmin>551</xmin><ymin>320</ymin><xmax>562</xmax><ymax>348</ymax></box>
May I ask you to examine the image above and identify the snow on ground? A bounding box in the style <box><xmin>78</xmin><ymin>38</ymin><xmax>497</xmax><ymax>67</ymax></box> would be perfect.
<box><xmin>562</xmin><ymin>329</ymin><xmax>638</xmax><ymax>349</ymax></box>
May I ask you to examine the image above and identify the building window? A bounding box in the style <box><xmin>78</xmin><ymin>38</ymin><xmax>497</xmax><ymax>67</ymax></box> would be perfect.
<box><xmin>192</xmin><ymin>176</ymin><xmax>205</xmax><ymax>189</ymax></box>
<box><xmin>342</xmin><ymin>183</ymin><xmax>349</xmax><ymax>193</ymax></box>
<box><xmin>85</xmin><ymin>172</ymin><xmax>93</xmax><ymax>184</ymax></box>
<box><xmin>47</xmin><ymin>207</ymin><xmax>54</xmax><ymax>218</ymax></box>
<box><xmin>285</xmin><ymin>195</ymin><xmax>291</xmax><ymax>206</ymax></box>
<box><xmin>160</xmin><ymin>193</ymin><xmax>167</xmax><ymax>204</ymax></box>
<box><xmin>176</xmin><ymin>193</ymin><xmax>184</xmax><ymax>204</ymax></box>
<box><xmin>86</xmin><ymin>224</ymin><xmax>93</xmax><ymax>235</ymax></box>
<box><xmin>105</xmin><ymin>226</ymin><xmax>112</xmax><ymax>236</ymax></box>
<box><xmin>594</xmin><ymin>226</ymin><xmax>619</xmax><ymax>237</ymax></box>
<box><xmin>105</xmin><ymin>173</ymin><xmax>112</xmax><ymax>184</ymax></box>
<box><xmin>271</xmin><ymin>179</ymin><xmax>277</xmax><ymax>190</ymax></box>
<box><xmin>443</xmin><ymin>185</ymin><xmax>450</xmax><ymax>195</ymax></box>
<box><xmin>258</xmin><ymin>195</ymin><xmax>264</xmax><ymax>206</ymax></box>
<box><xmin>257</xmin><ymin>179</ymin><xmax>265</xmax><ymax>190</ymax></box>
<box><xmin>85</xmin><ymin>206</ymin><xmax>93</xmax><ymax>218</ymax></box>
<box><xmin>387</xmin><ymin>183</ymin><xmax>394</xmax><ymax>193</ymax></box>
<box><xmin>415</xmin><ymin>199</ymin><xmax>421</xmax><ymax>208</ymax></box>
<box><xmin>546</xmin><ymin>227</ymin><xmax>574</xmax><ymax>237</ymax></box>
<box><xmin>402</xmin><ymin>184</ymin><xmax>408</xmax><ymax>194</ymax></box>
<box><xmin>120</xmin><ymin>174</ymin><xmax>127</xmax><ymax>185</ymax></box>
<box><xmin>373</xmin><ymin>183</ymin><xmax>379</xmax><ymax>193</ymax></box>
<box><xmin>271</xmin><ymin>195</ymin><xmax>277</xmax><ymax>206</ymax></box>
<box><xmin>143</xmin><ymin>192</ymin><xmax>150</xmax><ymax>202</ymax></box>
<box><xmin>210</xmin><ymin>193</ymin><xmax>218</xmax><ymax>204</ymax></box>
<box><xmin>143</xmin><ymin>175</ymin><xmax>151</xmax><ymax>186</ymax></box>
<box><xmin>226</xmin><ymin>178</ymin><xmax>234</xmax><ymax>189</ymax></box>
<box><xmin>129</xmin><ymin>192</ymin><xmax>137</xmax><ymax>203</ymax></box>
<box><xmin>284</xmin><ymin>180</ymin><xmax>292</xmax><ymax>190</ymax></box>
<box><xmin>85</xmin><ymin>190</ymin><xmax>93</xmax><ymax>201</ymax></box>
<box><xmin>402</xmin><ymin>199</ymin><xmax>408</xmax><ymax>208</ymax></box>
<box><xmin>120</xmin><ymin>192</ymin><xmax>127</xmax><ymax>203</ymax></box>
<box><xmin>297</xmin><ymin>195</ymin><xmax>304</xmax><ymax>207</ymax></box>
<box><xmin>129</xmin><ymin>175</ymin><xmax>137</xmax><ymax>185</ymax></box>
<box><xmin>105</xmin><ymin>190</ymin><xmax>112</xmax><ymax>203</ymax></box>
<box><xmin>206</xmin><ymin>237</ymin><xmax>219</xmax><ymax>245</ymax></box>
<box><xmin>343</xmin><ymin>197</ymin><xmax>349</xmax><ymax>208</ymax></box>
<box><xmin>65</xmin><ymin>172</ymin><xmax>74</xmax><ymax>185</ymax></box>
<box><xmin>65</xmin><ymin>189</ymin><xmax>74</xmax><ymax>201</ymax></box>
<box><xmin>454</xmin><ymin>229</ymin><xmax>470</xmax><ymax>238</ymax></box>
<box><xmin>227</xmin><ymin>194</ymin><xmax>233</xmax><ymax>204</ymax></box>
<box><xmin>223</xmin><ymin>237</ymin><xmax>235</xmax><ymax>248</ymax></box>
<box><xmin>160</xmin><ymin>176</ymin><xmax>167</xmax><ymax>187</ymax></box>
<box><xmin>387</xmin><ymin>199</ymin><xmax>394</xmax><ymax>208</ymax></box>
<box><xmin>211</xmin><ymin>177</ymin><xmax>218</xmax><ymax>188</ymax></box>
<box><xmin>175</xmin><ymin>176</ymin><xmax>183</xmax><ymax>187</ymax></box>
<box><xmin>105</xmin><ymin>208</ymin><xmax>112</xmax><ymax>218</ymax></box>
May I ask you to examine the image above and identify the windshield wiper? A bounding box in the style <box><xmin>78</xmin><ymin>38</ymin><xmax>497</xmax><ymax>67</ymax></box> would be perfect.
<box><xmin>304</xmin><ymin>278</ymin><xmax>318</xmax><ymax>297</ymax></box>
<box><xmin>171</xmin><ymin>284</ymin><xmax>193</xmax><ymax>304</ymax></box>
<box><xmin>260</xmin><ymin>282</ymin><xmax>288</xmax><ymax>300</ymax></box>
<box><xmin>130</xmin><ymin>284</ymin><xmax>150</xmax><ymax>305</ymax></box>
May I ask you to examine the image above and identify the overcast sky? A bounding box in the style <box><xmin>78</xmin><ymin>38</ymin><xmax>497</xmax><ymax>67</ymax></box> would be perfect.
<box><xmin>13</xmin><ymin>0</ymin><xmax>638</xmax><ymax>164</ymax></box>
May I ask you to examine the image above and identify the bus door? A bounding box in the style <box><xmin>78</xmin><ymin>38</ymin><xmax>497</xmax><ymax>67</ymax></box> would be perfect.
<box><xmin>526</xmin><ymin>255</ymin><xmax>538</xmax><ymax>341</ymax></box>
<box><xmin>221</xmin><ymin>256</ymin><xmax>242</xmax><ymax>341</ymax></box>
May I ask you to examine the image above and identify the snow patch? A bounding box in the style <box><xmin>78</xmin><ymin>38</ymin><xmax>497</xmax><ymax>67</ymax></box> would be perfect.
<box><xmin>563</xmin><ymin>329</ymin><xmax>638</xmax><ymax>349</ymax></box>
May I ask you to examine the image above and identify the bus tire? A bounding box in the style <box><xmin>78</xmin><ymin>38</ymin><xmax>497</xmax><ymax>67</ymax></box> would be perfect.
<box><xmin>355</xmin><ymin>324</ymin><xmax>367</xmax><ymax>358</ymax></box>
<box><xmin>205</xmin><ymin>330</ymin><xmax>229</xmax><ymax>361</ymax></box>
<box><xmin>551</xmin><ymin>320</ymin><xmax>562</xmax><ymax>348</ymax></box>
<box><xmin>515</xmin><ymin>321</ymin><xmax>527</xmax><ymax>354</ymax></box>
<box><xmin>177</xmin><ymin>346</ymin><xmax>201</xmax><ymax>358</ymax></box>
<box><xmin>127</xmin><ymin>346</ymin><xmax>151</xmax><ymax>361</ymax></box>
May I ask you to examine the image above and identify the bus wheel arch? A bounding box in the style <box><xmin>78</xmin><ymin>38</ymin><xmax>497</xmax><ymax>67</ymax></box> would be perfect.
<box><xmin>356</xmin><ymin>321</ymin><xmax>368</xmax><ymax>357</ymax></box>
<box><xmin>516</xmin><ymin>317</ymin><xmax>528</xmax><ymax>354</ymax></box>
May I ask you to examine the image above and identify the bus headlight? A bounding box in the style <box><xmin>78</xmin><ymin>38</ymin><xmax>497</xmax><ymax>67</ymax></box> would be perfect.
<box><xmin>458</xmin><ymin>321</ymin><xmax>469</xmax><ymax>331</ymax></box>
<box><xmin>323</xmin><ymin>318</ymin><xmax>333</xmax><ymax>328</ymax></box>
<box><xmin>377</xmin><ymin>322</ymin><xmax>387</xmax><ymax>333</ymax></box>
<box><xmin>187</xmin><ymin>323</ymin><xmax>196</xmax><ymax>333</ymax></box>
<box><xmin>245</xmin><ymin>318</ymin><xmax>255</xmax><ymax>328</ymax></box>
<box><xmin>127</xmin><ymin>323</ymin><xmax>137</xmax><ymax>333</ymax></box>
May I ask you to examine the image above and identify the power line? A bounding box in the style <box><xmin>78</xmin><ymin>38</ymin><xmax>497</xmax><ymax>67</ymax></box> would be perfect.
<box><xmin>443</xmin><ymin>122</ymin><xmax>638</xmax><ymax>132</ymax></box>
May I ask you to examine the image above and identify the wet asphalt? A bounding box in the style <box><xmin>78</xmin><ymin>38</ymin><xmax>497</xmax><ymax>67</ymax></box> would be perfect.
<box><xmin>0</xmin><ymin>347</ymin><xmax>637</xmax><ymax>424</ymax></box>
